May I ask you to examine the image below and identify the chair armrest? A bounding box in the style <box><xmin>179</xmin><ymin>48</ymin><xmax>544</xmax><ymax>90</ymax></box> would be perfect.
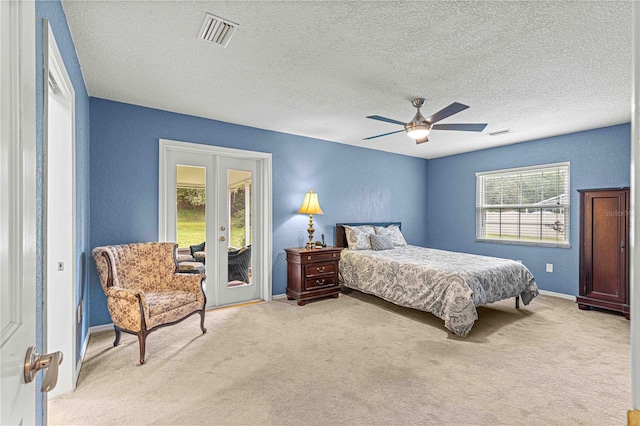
<box><xmin>105</xmin><ymin>286</ymin><xmax>140</xmax><ymax>302</ymax></box>
<box><xmin>170</xmin><ymin>273</ymin><xmax>206</xmax><ymax>303</ymax></box>
<box><xmin>104</xmin><ymin>287</ymin><xmax>149</xmax><ymax>332</ymax></box>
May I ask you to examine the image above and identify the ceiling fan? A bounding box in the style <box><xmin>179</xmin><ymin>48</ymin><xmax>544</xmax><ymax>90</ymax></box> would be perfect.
<box><xmin>364</xmin><ymin>98</ymin><xmax>488</xmax><ymax>144</ymax></box>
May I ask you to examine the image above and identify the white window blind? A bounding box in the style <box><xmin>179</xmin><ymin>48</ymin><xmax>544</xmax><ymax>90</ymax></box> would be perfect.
<box><xmin>476</xmin><ymin>162</ymin><xmax>570</xmax><ymax>247</ymax></box>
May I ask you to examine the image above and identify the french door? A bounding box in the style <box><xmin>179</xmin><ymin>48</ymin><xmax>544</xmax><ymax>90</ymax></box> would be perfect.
<box><xmin>216</xmin><ymin>156</ymin><xmax>259</xmax><ymax>305</ymax></box>
<box><xmin>160</xmin><ymin>141</ymin><xmax>271</xmax><ymax>308</ymax></box>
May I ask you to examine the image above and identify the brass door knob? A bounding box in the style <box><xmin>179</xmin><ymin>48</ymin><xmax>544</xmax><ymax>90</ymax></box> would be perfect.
<box><xmin>220</xmin><ymin>236</ymin><xmax>226</xmax><ymax>242</ymax></box>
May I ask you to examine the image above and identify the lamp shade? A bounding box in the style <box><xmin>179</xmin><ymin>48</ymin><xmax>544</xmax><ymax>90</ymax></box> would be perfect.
<box><xmin>298</xmin><ymin>189</ymin><xmax>324</xmax><ymax>215</ymax></box>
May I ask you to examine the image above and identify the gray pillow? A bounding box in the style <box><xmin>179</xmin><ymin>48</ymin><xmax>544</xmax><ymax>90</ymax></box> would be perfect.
<box><xmin>370</xmin><ymin>234</ymin><xmax>394</xmax><ymax>250</ymax></box>
<box><xmin>374</xmin><ymin>225</ymin><xmax>407</xmax><ymax>246</ymax></box>
<box><xmin>344</xmin><ymin>225</ymin><xmax>375</xmax><ymax>250</ymax></box>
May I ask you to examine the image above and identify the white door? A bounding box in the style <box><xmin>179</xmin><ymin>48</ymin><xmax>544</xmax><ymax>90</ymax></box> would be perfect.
<box><xmin>217</xmin><ymin>156</ymin><xmax>260</xmax><ymax>306</ymax></box>
<box><xmin>0</xmin><ymin>0</ymin><xmax>38</xmax><ymax>424</ymax></box>
<box><xmin>163</xmin><ymin>147</ymin><xmax>264</xmax><ymax>307</ymax></box>
<box><xmin>44</xmin><ymin>20</ymin><xmax>76</xmax><ymax>399</ymax></box>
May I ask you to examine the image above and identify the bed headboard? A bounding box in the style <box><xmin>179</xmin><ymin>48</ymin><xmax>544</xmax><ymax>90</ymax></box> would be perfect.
<box><xmin>335</xmin><ymin>222</ymin><xmax>402</xmax><ymax>248</ymax></box>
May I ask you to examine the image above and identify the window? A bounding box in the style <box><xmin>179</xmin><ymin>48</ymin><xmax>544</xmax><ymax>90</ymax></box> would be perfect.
<box><xmin>476</xmin><ymin>162</ymin><xmax>570</xmax><ymax>247</ymax></box>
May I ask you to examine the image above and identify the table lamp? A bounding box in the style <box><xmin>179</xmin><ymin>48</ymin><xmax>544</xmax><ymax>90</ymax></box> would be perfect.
<box><xmin>298</xmin><ymin>189</ymin><xmax>324</xmax><ymax>249</ymax></box>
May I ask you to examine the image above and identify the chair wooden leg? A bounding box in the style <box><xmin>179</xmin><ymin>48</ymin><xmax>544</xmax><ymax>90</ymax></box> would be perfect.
<box><xmin>137</xmin><ymin>331</ymin><xmax>147</xmax><ymax>365</ymax></box>
<box><xmin>113</xmin><ymin>328</ymin><xmax>122</xmax><ymax>347</ymax></box>
<box><xmin>199</xmin><ymin>309</ymin><xmax>207</xmax><ymax>334</ymax></box>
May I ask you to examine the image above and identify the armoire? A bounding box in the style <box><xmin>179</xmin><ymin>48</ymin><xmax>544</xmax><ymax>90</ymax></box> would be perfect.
<box><xmin>577</xmin><ymin>187</ymin><xmax>629</xmax><ymax>319</ymax></box>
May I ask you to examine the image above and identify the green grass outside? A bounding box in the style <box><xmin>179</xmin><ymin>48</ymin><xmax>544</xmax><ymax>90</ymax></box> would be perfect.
<box><xmin>177</xmin><ymin>208</ymin><xmax>248</xmax><ymax>248</ymax></box>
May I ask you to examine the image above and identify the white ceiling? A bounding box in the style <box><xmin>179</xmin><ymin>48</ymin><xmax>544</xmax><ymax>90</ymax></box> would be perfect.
<box><xmin>62</xmin><ymin>1</ymin><xmax>632</xmax><ymax>160</ymax></box>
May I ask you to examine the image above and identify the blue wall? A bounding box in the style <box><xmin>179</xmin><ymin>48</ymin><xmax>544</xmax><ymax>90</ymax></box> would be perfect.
<box><xmin>427</xmin><ymin>124</ymin><xmax>630</xmax><ymax>295</ymax></box>
<box><xmin>35</xmin><ymin>0</ymin><xmax>91</xmax><ymax>420</ymax></box>
<box><xmin>88</xmin><ymin>98</ymin><xmax>429</xmax><ymax>326</ymax></box>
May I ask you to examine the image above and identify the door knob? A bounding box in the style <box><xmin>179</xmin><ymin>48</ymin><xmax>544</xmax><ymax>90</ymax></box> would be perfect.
<box><xmin>24</xmin><ymin>346</ymin><xmax>63</xmax><ymax>392</ymax></box>
<box><xmin>220</xmin><ymin>226</ymin><xmax>226</xmax><ymax>231</ymax></box>
<box><xmin>220</xmin><ymin>236</ymin><xmax>226</xmax><ymax>242</ymax></box>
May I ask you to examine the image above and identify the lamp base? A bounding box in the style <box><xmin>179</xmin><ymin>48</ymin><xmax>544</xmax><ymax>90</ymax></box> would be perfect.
<box><xmin>305</xmin><ymin>214</ymin><xmax>315</xmax><ymax>249</ymax></box>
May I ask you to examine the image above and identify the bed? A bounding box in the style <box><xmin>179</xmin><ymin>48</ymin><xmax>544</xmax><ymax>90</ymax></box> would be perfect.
<box><xmin>336</xmin><ymin>222</ymin><xmax>539</xmax><ymax>336</ymax></box>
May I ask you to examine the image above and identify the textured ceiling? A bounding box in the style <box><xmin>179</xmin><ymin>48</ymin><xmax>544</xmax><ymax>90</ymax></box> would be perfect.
<box><xmin>62</xmin><ymin>1</ymin><xmax>632</xmax><ymax>159</ymax></box>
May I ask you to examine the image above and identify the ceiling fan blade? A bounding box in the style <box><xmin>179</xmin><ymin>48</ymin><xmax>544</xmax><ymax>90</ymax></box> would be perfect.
<box><xmin>415</xmin><ymin>136</ymin><xmax>429</xmax><ymax>144</ymax></box>
<box><xmin>366</xmin><ymin>115</ymin><xmax>406</xmax><ymax>126</ymax></box>
<box><xmin>426</xmin><ymin>102</ymin><xmax>469</xmax><ymax>124</ymax></box>
<box><xmin>363</xmin><ymin>129</ymin><xmax>405</xmax><ymax>140</ymax></box>
<box><xmin>432</xmin><ymin>123</ymin><xmax>488</xmax><ymax>132</ymax></box>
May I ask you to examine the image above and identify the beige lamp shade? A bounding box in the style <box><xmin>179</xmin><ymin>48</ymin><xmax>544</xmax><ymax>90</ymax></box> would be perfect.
<box><xmin>298</xmin><ymin>189</ymin><xmax>324</xmax><ymax>215</ymax></box>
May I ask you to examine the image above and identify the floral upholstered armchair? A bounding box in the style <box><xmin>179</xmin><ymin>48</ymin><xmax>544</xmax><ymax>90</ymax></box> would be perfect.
<box><xmin>92</xmin><ymin>242</ymin><xmax>207</xmax><ymax>364</ymax></box>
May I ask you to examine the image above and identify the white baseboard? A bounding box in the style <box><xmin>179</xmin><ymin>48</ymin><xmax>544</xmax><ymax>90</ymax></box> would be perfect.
<box><xmin>538</xmin><ymin>289</ymin><xmax>576</xmax><ymax>301</ymax></box>
<box><xmin>89</xmin><ymin>323</ymin><xmax>115</xmax><ymax>334</ymax></box>
<box><xmin>75</xmin><ymin>331</ymin><xmax>90</xmax><ymax>383</ymax></box>
<box><xmin>272</xmin><ymin>293</ymin><xmax>287</xmax><ymax>300</ymax></box>
<box><xmin>75</xmin><ymin>323</ymin><xmax>114</xmax><ymax>381</ymax></box>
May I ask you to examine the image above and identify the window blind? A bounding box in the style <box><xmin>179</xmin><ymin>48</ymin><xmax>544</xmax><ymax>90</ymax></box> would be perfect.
<box><xmin>476</xmin><ymin>162</ymin><xmax>570</xmax><ymax>247</ymax></box>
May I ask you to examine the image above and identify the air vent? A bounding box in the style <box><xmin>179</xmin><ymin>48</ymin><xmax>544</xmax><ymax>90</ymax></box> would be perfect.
<box><xmin>488</xmin><ymin>128</ymin><xmax>514</xmax><ymax>136</ymax></box>
<box><xmin>198</xmin><ymin>13</ymin><xmax>238</xmax><ymax>48</ymax></box>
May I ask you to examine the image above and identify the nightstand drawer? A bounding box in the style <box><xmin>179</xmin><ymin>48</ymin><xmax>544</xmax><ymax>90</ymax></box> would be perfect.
<box><xmin>305</xmin><ymin>275</ymin><xmax>336</xmax><ymax>290</ymax></box>
<box><xmin>301</xmin><ymin>251</ymin><xmax>341</xmax><ymax>262</ymax></box>
<box><xmin>305</xmin><ymin>262</ymin><xmax>335</xmax><ymax>277</ymax></box>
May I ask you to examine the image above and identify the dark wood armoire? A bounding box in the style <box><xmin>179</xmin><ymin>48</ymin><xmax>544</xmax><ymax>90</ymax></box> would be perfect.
<box><xmin>577</xmin><ymin>187</ymin><xmax>629</xmax><ymax>319</ymax></box>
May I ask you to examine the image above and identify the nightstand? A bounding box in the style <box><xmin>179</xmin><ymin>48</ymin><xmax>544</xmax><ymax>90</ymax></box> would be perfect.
<box><xmin>285</xmin><ymin>246</ymin><xmax>343</xmax><ymax>306</ymax></box>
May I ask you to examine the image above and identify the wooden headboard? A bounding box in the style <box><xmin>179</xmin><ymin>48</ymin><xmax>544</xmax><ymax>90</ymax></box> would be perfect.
<box><xmin>335</xmin><ymin>222</ymin><xmax>402</xmax><ymax>248</ymax></box>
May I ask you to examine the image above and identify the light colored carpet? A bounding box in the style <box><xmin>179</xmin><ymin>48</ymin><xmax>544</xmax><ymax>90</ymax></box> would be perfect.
<box><xmin>49</xmin><ymin>292</ymin><xmax>629</xmax><ymax>425</ymax></box>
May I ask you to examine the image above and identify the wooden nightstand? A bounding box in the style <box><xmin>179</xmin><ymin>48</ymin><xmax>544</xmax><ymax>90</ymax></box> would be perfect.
<box><xmin>285</xmin><ymin>246</ymin><xmax>343</xmax><ymax>306</ymax></box>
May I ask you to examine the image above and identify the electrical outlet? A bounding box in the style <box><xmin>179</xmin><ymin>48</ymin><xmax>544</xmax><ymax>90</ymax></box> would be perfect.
<box><xmin>58</xmin><ymin>261</ymin><xmax>64</xmax><ymax>271</ymax></box>
<box><xmin>546</xmin><ymin>263</ymin><xmax>553</xmax><ymax>273</ymax></box>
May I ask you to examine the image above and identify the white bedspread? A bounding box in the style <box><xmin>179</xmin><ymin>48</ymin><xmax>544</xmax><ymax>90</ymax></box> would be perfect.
<box><xmin>339</xmin><ymin>245</ymin><xmax>539</xmax><ymax>336</ymax></box>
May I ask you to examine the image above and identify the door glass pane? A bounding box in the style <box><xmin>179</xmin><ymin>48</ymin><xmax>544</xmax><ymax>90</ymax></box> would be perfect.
<box><xmin>176</xmin><ymin>165</ymin><xmax>206</xmax><ymax>267</ymax></box>
<box><xmin>227</xmin><ymin>169</ymin><xmax>252</xmax><ymax>287</ymax></box>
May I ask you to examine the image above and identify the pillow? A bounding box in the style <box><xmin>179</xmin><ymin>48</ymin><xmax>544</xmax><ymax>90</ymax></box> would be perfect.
<box><xmin>369</xmin><ymin>234</ymin><xmax>394</xmax><ymax>250</ymax></box>
<box><xmin>344</xmin><ymin>225</ymin><xmax>375</xmax><ymax>250</ymax></box>
<box><xmin>374</xmin><ymin>225</ymin><xmax>407</xmax><ymax>246</ymax></box>
<box><xmin>189</xmin><ymin>241</ymin><xmax>205</xmax><ymax>256</ymax></box>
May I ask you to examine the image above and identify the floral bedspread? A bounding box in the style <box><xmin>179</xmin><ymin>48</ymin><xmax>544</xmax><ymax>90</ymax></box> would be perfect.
<box><xmin>339</xmin><ymin>245</ymin><xmax>539</xmax><ymax>336</ymax></box>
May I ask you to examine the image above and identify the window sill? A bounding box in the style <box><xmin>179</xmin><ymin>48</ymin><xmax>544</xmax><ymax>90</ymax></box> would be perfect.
<box><xmin>476</xmin><ymin>237</ymin><xmax>570</xmax><ymax>249</ymax></box>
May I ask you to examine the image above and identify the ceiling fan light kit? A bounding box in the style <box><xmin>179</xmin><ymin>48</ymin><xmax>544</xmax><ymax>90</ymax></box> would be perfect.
<box><xmin>404</xmin><ymin>98</ymin><xmax>431</xmax><ymax>141</ymax></box>
<box><xmin>365</xmin><ymin>98</ymin><xmax>488</xmax><ymax>144</ymax></box>
<box><xmin>404</xmin><ymin>122</ymin><xmax>430</xmax><ymax>140</ymax></box>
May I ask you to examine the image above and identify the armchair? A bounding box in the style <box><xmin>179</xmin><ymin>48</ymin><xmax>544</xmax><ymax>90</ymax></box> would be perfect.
<box><xmin>228</xmin><ymin>245</ymin><xmax>251</xmax><ymax>283</ymax></box>
<box><xmin>92</xmin><ymin>242</ymin><xmax>207</xmax><ymax>364</ymax></box>
<box><xmin>190</xmin><ymin>241</ymin><xmax>206</xmax><ymax>264</ymax></box>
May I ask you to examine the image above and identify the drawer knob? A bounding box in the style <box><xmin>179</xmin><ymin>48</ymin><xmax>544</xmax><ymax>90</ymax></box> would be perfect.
<box><xmin>317</xmin><ymin>266</ymin><xmax>326</xmax><ymax>273</ymax></box>
<box><xmin>332</xmin><ymin>253</ymin><xmax>336</xmax><ymax>257</ymax></box>
<box><xmin>316</xmin><ymin>279</ymin><xmax>325</xmax><ymax>285</ymax></box>
<box><xmin>307</xmin><ymin>256</ymin><xmax>311</xmax><ymax>260</ymax></box>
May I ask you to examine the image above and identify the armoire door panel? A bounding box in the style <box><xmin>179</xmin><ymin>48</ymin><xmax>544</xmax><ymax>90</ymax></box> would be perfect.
<box><xmin>589</xmin><ymin>197</ymin><xmax>622</xmax><ymax>301</ymax></box>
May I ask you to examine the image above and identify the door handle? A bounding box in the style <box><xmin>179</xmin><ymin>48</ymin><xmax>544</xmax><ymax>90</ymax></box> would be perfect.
<box><xmin>220</xmin><ymin>236</ymin><xmax>226</xmax><ymax>242</ymax></box>
<box><xmin>24</xmin><ymin>346</ymin><xmax>63</xmax><ymax>392</ymax></box>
